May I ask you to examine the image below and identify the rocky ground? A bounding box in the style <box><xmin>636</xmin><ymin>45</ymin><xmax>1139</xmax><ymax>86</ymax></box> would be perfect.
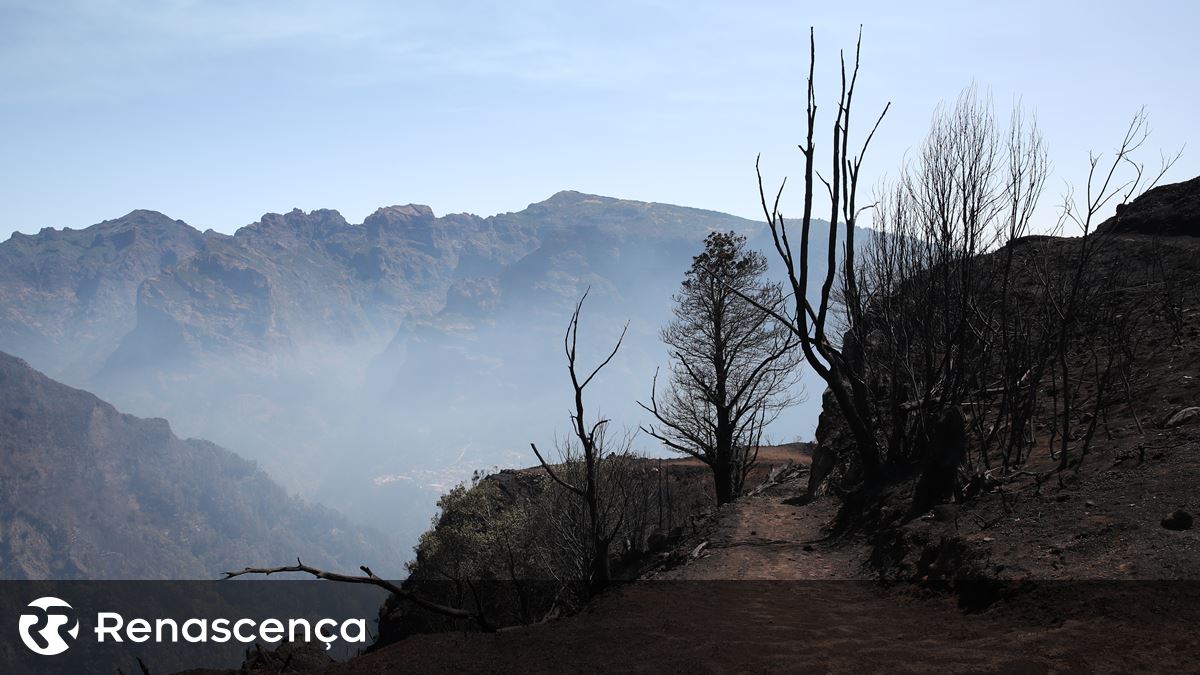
<box><xmin>181</xmin><ymin>423</ymin><xmax>1200</xmax><ymax>673</ymax></box>
<box><xmin>312</xmin><ymin>469</ymin><xmax>1200</xmax><ymax>673</ymax></box>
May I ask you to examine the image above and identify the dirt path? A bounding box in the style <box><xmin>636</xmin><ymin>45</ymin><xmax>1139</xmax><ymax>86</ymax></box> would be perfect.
<box><xmin>321</xmin><ymin>473</ymin><xmax>1200</xmax><ymax>673</ymax></box>
<box><xmin>653</xmin><ymin>486</ymin><xmax>861</xmax><ymax>581</ymax></box>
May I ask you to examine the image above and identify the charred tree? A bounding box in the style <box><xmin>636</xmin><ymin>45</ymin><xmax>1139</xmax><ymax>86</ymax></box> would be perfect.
<box><xmin>530</xmin><ymin>290</ymin><xmax>630</xmax><ymax>595</ymax></box>
<box><xmin>747</xmin><ymin>27</ymin><xmax>891</xmax><ymax>488</ymax></box>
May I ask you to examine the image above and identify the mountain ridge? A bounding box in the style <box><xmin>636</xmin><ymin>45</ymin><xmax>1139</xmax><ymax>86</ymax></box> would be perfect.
<box><xmin>0</xmin><ymin>191</ymin><xmax>840</xmax><ymax>554</ymax></box>
<box><xmin>5</xmin><ymin>190</ymin><xmax>759</xmax><ymax>242</ymax></box>
<box><xmin>0</xmin><ymin>349</ymin><xmax>399</xmax><ymax>579</ymax></box>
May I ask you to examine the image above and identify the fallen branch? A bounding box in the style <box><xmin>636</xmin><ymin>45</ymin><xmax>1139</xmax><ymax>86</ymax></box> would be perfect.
<box><xmin>223</xmin><ymin>558</ymin><xmax>495</xmax><ymax>632</ymax></box>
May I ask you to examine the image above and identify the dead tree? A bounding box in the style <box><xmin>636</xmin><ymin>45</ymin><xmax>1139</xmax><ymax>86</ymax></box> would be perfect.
<box><xmin>858</xmin><ymin>88</ymin><xmax>1049</xmax><ymax>477</ymax></box>
<box><xmin>750</xmin><ymin>27</ymin><xmax>891</xmax><ymax>487</ymax></box>
<box><xmin>854</xmin><ymin>103</ymin><xmax>1176</xmax><ymax>488</ymax></box>
<box><xmin>640</xmin><ymin>231</ymin><xmax>799</xmax><ymax>504</ymax></box>
<box><xmin>222</xmin><ymin>559</ymin><xmax>495</xmax><ymax>632</ymax></box>
<box><xmin>530</xmin><ymin>289</ymin><xmax>629</xmax><ymax>595</ymax></box>
<box><xmin>1040</xmin><ymin>109</ymin><xmax>1178</xmax><ymax>477</ymax></box>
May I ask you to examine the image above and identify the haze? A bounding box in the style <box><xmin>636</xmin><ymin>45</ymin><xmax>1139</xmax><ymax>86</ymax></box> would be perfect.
<box><xmin>1</xmin><ymin>0</ymin><xmax>1197</xmax><ymax>559</ymax></box>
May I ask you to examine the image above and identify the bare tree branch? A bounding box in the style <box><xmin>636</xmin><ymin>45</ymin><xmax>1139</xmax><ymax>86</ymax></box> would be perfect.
<box><xmin>223</xmin><ymin>559</ymin><xmax>495</xmax><ymax>632</ymax></box>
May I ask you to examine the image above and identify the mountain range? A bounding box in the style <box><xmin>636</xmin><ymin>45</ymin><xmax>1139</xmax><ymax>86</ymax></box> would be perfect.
<box><xmin>0</xmin><ymin>191</ymin><xmax>847</xmax><ymax>554</ymax></box>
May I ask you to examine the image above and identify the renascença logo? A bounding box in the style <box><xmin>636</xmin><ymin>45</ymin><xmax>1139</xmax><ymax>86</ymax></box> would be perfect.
<box><xmin>16</xmin><ymin>596</ymin><xmax>368</xmax><ymax>655</ymax></box>
<box><xmin>18</xmin><ymin>597</ymin><xmax>80</xmax><ymax>656</ymax></box>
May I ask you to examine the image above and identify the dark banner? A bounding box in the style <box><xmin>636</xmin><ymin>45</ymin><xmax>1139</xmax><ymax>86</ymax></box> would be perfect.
<box><xmin>3</xmin><ymin>580</ymin><xmax>1200</xmax><ymax>673</ymax></box>
<box><xmin>0</xmin><ymin>581</ymin><xmax>391</xmax><ymax>674</ymax></box>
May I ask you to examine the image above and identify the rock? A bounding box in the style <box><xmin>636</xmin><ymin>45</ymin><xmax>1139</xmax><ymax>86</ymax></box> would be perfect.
<box><xmin>807</xmin><ymin>389</ymin><xmax>846</xmax><ymax>499</ymax></box>
<box><xmin>1163</xmin><ymin>407</ymin><xmax>1200</xmax><ymax>428</ymax></box>
<box><xmin>1161</xmin><ymin>510</ymin><xmax>1193</xmax><ymax>531</ymax></box>
<box><xmin>1096</xmin><ymin>175</ymin><xmax>1200</xmax><ymax>237</ymax></box>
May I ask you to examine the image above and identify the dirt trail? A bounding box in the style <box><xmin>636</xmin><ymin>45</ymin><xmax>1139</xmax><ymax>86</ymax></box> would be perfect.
<box><xmin>653</xmin><ymin>486</ymin><xmax>860</xmax><ymax>581</ymax></box>
<box><xmin>323</xmin><ymin>472</ymin><xmax>1200</xmax><ymax>673</ymax></box>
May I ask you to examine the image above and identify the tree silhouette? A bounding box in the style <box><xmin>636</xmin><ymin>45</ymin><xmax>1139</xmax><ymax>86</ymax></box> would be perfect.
<box><xmin>530</xmin><ymin>289</ymin><xmax>630</xmax><ymax>594</ymax></box>
<box><xmin>641</xmin><ymin>231</ymin><xmax>799</xmax><ymax>504</ymax></box>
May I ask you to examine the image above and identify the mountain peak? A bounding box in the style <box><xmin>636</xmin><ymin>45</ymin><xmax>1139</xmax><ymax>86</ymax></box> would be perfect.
<box><xmin>539</xmin><ymin>190</ymin><xmax>610</xmax><ymax>206</ymax></box>
<box><xmin>362</xmin><ymin>205</ymin><xmax>438</xmax><ymax>242</ymax></box>
<box><xmin>110</xmin><ymin>208</ymin><xmax>177</xmax><ymax>223</ymax></box>
<box><xmin>91</xmin><ymin>210</ymin><xmax>199</xmax><ymax>239</ymax></box>
<box><xmin>11</xmin><ymin>209</ymin><xmax>193</xmax><ymax>242</ymax></box>
<box><xmin>387</xmin><ymin>204</ymin><xmax>435</xmax><ymax>218</ymax></box>
<box><xmin>234</xmin><ymin>208</ymin><xmax>350</xmax><ymax>241</ymax></box>
<box><xmin>365</xmin><ymin>204</ymin><xmax>436</xmax><ymax>224</ymax></box>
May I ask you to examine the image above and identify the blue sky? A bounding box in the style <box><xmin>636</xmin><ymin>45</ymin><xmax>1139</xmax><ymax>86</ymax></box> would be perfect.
<box><xmin>1</xmin><ymin>0</ymin><xmax>1195</xmax><ymax>239</ymax></box>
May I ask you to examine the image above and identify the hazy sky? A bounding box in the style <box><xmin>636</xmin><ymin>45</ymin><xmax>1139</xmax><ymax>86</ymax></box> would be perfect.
<box><xmin>1</xmin><ymin>1</ymin><xmax>1195</xmax><ymax>239</ymax></box>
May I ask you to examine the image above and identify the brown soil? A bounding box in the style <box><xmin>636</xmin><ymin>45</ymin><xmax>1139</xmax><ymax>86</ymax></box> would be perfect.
<box><xmin>319</xmin><ymin>472</ymin><xmax>1200</xmax><ymax>673</ymax></box>
<box><xmin>323</xmin><ymin>584</ymin><xmax>1199</xmax><ymax>673</ymax></box>
<box><xmin>649</xmin><ymin>485</ymin><xmax>859</xmax><ymax>581</ymax></box>
<box><xmin>886</xmin><ymin>232</ymin><xmax>1200</xmax><ymax>584</ymax></box>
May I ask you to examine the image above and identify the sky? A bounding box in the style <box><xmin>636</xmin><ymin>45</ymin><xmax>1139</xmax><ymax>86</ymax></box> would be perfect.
<box><xmin>1</xmin><ymin>0</ymin><xmax>1196</xmax><ymax>239</ymax></box>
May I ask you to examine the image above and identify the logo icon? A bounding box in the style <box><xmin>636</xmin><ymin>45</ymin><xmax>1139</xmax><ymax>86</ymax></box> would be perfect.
<box><xmin>18</xmin><ymin>597</ymin><xmax>79</xmax><ymax>656</ymax></box>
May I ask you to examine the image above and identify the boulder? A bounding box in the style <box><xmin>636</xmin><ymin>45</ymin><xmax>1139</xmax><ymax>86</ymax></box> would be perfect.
<box><xmin>1161</xmin><ymin>510</ymin><xmax>1194</xmax><ymax>531</ymax></box>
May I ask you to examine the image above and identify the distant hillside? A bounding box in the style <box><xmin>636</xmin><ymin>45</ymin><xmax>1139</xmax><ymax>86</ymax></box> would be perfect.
<box><xmin>0</xmin><ymin>351</ymin><xmax>398</xmax><ymax>579</ymax></box>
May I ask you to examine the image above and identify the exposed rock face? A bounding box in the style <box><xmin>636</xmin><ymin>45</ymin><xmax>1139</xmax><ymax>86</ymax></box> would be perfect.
<box><xmin>109</xmin><ymin>205</ymin><xmax>523</xmax><ymax>369</ymax></box>
<box><xmin>0</xmin><ymin>191</ymin><xmax>770</xmax><ymax>385</ymax></box>
<box><xmin>807</xmin><ymin>388</ymin><xmax>851</xmax><ymax>499</ymax></box>
<box><xmin>0</xmin><ymin>351</ymin><xmax>396</xmax><ymax>579</ymax></box>
<box><xmin>0</xmin><ymin>210</ymin><xmax>204</xmax><ymax>381</ymax></box>
<box><xmin>1097</xmin><ymin>175</ymin><xmax>1200</xmax><ymax>237</ymax></box>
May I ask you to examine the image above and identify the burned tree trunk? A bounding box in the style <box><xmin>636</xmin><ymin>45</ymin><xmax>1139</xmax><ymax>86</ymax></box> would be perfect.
<box><xmin>908</xmin><ymin>407</ymin><xmax>967</xmax><ymax>520</ymax></box>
